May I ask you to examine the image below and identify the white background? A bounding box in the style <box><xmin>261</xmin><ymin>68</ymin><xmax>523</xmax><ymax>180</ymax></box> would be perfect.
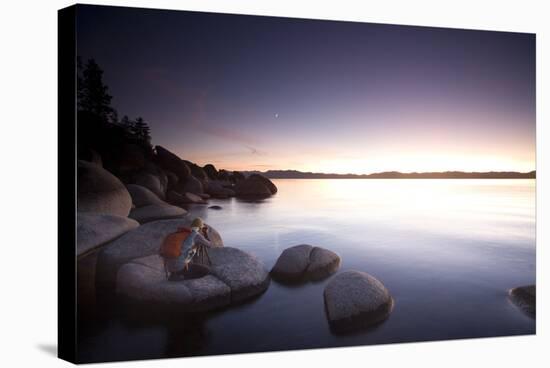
<box><xmin>0</xmin><ymin>0</ymin><xmax>548</xmax><ymax>367</ymax></box>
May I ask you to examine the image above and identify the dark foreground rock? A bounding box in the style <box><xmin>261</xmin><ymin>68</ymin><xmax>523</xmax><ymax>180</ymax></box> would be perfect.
<box><xmin>509</xmin><ymin>285</ymin><xmax>536</xmax><ymax>317</ymax></box>
<box><xmin>271</xmin><ymin>244</ymin><xmax>340</xmax><ymax>282</ymax></box>
<box><xmin>77</xmin><ymin>160</ymin><xmax>133</xmax><ymax>217</ymax></box>
<box><xmin>116</xmin><ymin>247</ymin><xmax>269</xmax><ymax>311</ymax></box>
<box><xmin>77</xmin><ymin>213</ymin><xmax>139</xmax><ymax>257</ymax></box>
<box><xmin>129</xmin><ymin>204</ymin><xmax>187</xmax><ymax>224</ymax></box>
<box><xmin>324</xmin><ymin>270</ymin><xmax>394</xmax><ymax>333</ymax></box>
<box><xmin>96</xmin><ymin>219</ymin><xmax>223</xmax><ymax>293</ymax></box>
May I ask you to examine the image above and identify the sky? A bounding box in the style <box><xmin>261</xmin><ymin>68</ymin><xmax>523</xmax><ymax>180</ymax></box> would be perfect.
<box><xmin>76</xmin><ymin>5</ymin><xmax>536</xmax><ymax>174</ymax></box>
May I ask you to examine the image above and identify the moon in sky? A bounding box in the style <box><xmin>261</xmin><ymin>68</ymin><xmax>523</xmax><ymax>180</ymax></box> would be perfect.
<box><xmin>274</xmin><ymin>113</ymin><xmax>279</xmax><ymax>118</ymax></box>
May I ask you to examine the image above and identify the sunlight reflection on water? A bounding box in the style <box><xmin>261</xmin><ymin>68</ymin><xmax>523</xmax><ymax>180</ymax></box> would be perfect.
<box><xmin>78</xmin><ymin>179</ymin><xmax>535</xmax><ymax>362</ymax></box>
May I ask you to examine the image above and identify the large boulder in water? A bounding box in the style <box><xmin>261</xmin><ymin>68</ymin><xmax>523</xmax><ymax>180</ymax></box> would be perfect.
<box><xmin>77</xmin><ymin>160</ymin><xmax>133</xmax><ymax>217</ymax></box>
<box><xmin>116</xmin><ymin>246</ymin><xmax>269</xmax><ymax>311</ymax></box>
<box><xmin>235</xmin><ymin>174</ymin><xmax>277</xmax><ymax>198</ymax></box>
<box><xmin>271</xmin><ymin>244</ymin><xmax>340</xmax><ymax>282</ymax></box>
<box><xmin>126</xmin><ymin>184</ymin><xmax>165</xmax><ymax>207</ymax></box>
<box><xmin>509</xmin><ymin>285</ymin><xmax>536</xmax><ymax>317</ymax></box>
<box><xmin>129</xmin><ymin>204</ymin><xmax>187</xmax><ymax>224</ymax></box>
<box><xmin>249</xmin><ymin>174</ymin><xmax>277</xmax><ymax>194</ymax></box>
<box><xmin>96</xmin><ymin>219</ymin><xmax>223</xmax><ymax>293</ymax></box>
<box><xmin>77</xmin><ymin>213</ymin><xmax>139</xmax><ymax>257</ymax></box>
<box><xmin>154</xmin><ymin>145</ymin><xmax>191</xmax><ymax>181</ymax></box>
<box><xmin>324</xmin><ymin>270</ymin><xmax>394</xmax><ymax>333</ymax></box>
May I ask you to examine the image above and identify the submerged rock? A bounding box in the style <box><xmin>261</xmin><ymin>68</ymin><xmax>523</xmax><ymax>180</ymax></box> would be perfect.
<box><xmin>208</xmin><ymin>205</ymin><xmax>223</xmax><ymax>210</ymax></box>
<box><xmin>235</xmin><ymin>178</ymin><xmax>272</xmax><ymax>199</ymax></box>
<box><xmin>126</xmin><ymin>184</ymin><xmax>165</xmax><ymax>207</ymax></box>
<box><xmin>77</xmin><ymin>160</ymin><xmax>133</xmax><ymax>217</ymax></box>
<box><xmin>271</xmin><ymin>244</ymin><xmax>340</xmax><ymax>282</ymax></box>
<box><xmin>77</xmin><ymin>213</ymin><xmax>139</xmax><ymax>257</ymax></box>
<box><xmin>509</xmin><ymin>285</ymin><xmax>536</xmax><ymax>317</ymax></box>
<box><xmin>324</xmin><ymin>270</ymin><xmax>394</xmax><ymax>333</ymax></box>
<box><xmin>116</xmin><ymin>247</ymin><xmax>269</xmax><ymax>311</ymax></box>
<box><xmin>129</xmin><ymin>203</ymin><xmax>187</xmax><ymax>224</ymax></box>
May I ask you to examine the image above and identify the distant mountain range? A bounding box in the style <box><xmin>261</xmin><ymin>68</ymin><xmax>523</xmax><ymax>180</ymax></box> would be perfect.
<box><xmin>242</xmin><ymin>170</ymin><xmax>536</xmax><ymax>179</ymax></box>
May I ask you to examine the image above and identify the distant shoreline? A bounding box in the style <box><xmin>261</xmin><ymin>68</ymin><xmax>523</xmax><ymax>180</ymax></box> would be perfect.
<box><xmin>244</xmin><ymin>170</ymin><xmax>536</xmax><ymax>180</ymax></box>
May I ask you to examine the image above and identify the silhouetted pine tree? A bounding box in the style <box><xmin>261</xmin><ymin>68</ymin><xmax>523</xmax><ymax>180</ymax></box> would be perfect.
<box><xmin>77</xmin><ymin>58</ymin><xmax>116</xmax><ymax>123</ymax></box>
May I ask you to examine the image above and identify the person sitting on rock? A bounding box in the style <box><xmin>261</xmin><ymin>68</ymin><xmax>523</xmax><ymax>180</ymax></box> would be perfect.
<box><xmin>165</xmin><ymin>217</ymin><xmax>212</xmax><ymax>281</ymax></box>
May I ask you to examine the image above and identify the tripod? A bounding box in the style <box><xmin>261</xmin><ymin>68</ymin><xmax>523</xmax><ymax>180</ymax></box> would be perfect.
<box><xmin>193</xmin><ymin>243</ymin><xmax>212</xmax><ymax>266</ymax></box>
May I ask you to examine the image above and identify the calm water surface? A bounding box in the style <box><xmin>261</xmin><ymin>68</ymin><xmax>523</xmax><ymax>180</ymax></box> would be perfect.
<box><xmin>78</xmin><ymin>179</ymin><xmax>535</xmax><ymax>362</ymax></box>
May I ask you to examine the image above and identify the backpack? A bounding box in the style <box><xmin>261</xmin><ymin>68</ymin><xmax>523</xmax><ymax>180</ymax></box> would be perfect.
<box><xmin>159</xmin><ymin>227</ymin><xmax>192</xmax><ymax>259</ymax></box>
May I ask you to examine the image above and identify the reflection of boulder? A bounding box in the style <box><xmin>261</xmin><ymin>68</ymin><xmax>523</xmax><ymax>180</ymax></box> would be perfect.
<box><xmin>116</xmin><ymin>247</ymin><xmax>269</xmax><ymax>311</ymax></box>
<box><xmin>77</xmin><ymin>160</ymin><xmax>133</xmax><ymax>217</ymax></box>
<box><xmin>129</xmin><ymin>204</ymin><xmax>187</xmax><ymax>224</ymax></box>
<box><xmin>271</xmin><ymin>244</ymin><xmax>340</xmax><ymax>282</ymax></box>
<box><xmin>324</xmin><ymin>271</ymin><xmax>393</xmax><ymax>333</ymax></box>
<box><xmin>77</xmin><ymin>213</ymin><xmax>139</xmax><ymax>257</ymax></box>
<box><xmin>126</xmin><ymin>184</ymin><xmax>165</xmax><ymax>207</ymax></box>
<box><xmin>96</xmin><ymin>219</ymin><xmax>223</xmax><ymax>294</ymax></box>
<box><xmin>235</xmin><ymin>174</ymin><xmax>277</xmax><ymax>198</ymax></box>
<box><xmin>154</xmin><ymin>145</ymin><xmax>190</xmax><ymax>181</ymax></box>
<box><xmin>509</xmin><ymin>285</ymin><xmax>536</xmax><ymax>317</ymax></box>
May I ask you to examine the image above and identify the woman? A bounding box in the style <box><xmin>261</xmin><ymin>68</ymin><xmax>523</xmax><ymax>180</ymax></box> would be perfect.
<box><xmin>166</xmin><ymin>217</ymin><xmax>212</xmax><ymax>281</ymax></box>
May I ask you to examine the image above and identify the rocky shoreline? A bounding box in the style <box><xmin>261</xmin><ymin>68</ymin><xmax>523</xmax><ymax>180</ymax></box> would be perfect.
<box><xmin>76</xmin><ymin>145</ymin><xmax>535</xmax><ymax>332</ymax></box>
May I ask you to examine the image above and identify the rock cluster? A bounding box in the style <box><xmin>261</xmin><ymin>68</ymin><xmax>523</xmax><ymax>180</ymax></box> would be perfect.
<box><xmin>271</xmin><ymin>244</ymin><xmax>341</xmax><ymax>282</ymax></box>
<box><xmin>324</xmin><ymin>270</ymin><xmax>394</xmax><ymax>333</ymax></box>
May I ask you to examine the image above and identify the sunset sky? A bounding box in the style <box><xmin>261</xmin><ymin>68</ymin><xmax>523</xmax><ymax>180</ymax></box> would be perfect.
<box><xmin>77</xmin><ymin>5</ymin><xmax>535</xmax><ymax>174</ymax></box>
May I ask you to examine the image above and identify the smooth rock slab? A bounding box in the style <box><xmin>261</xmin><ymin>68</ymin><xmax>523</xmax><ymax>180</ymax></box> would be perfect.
<box><xmin>509</xmin><ymin>285</ymin><xmax>536</xmax><ymax>317</ymax></box>
<box><xmin>77</xmin><ymin>213</ymin><xmax>139</xmax><ymax>257</ymax></box>
<box><xmin>208</xmin><ymin>247</ymin><xmax>271</xmax><ymax>302</ymax></box>
<box><xmin>96</xmin><ymin>219</ymin><xmax>223</xmax><ymax>294</ymax></box>
<box><xmin>126</xmin><ymin>184</ymin><xmax>165</xmax><ymax>207</ymax></box>
<box><xmin>134</xmin><ymin>173</ymin><xmax>165</xmax><ymax>200</ymax></box>
<box><xmin>324</xmin><ymin>270</ymin><xmax>394</xmax><ymax>333</ymax></box>
<box><xmin>129</xmin><ymin>204</ymin><xmax>187</xmax><ymax>224</ymax></box>
<box><xmin>271</xmin><ymin>244</ymin><xmax>340</xmax><ymax>282</ymax></box>
<box><xmin>77</xmin><ymin>160</ymin><xmax>133</xmax><ymax>217</ymax></box>
<box><xmin>116</xmin><ymin>247</ymin><xmax>269</xmax><ymax>311</ymax></box>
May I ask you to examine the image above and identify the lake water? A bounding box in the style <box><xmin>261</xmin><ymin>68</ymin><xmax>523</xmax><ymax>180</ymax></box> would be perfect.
<box><xmin>78</xmin><ymin>179</ymin><xmax>536</xmax><ymax>362</ymax></box>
